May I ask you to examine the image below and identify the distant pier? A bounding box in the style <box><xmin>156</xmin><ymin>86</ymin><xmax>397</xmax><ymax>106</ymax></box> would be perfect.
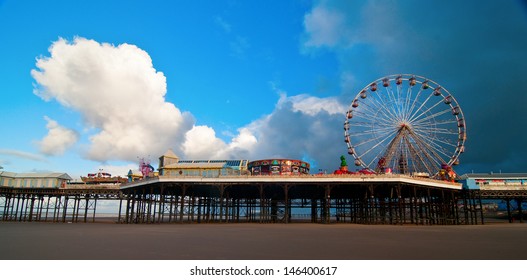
<box><xmin>0</xmin><ymin>186</ymin><xmax>121</xmax><ymax>223</ymax></box>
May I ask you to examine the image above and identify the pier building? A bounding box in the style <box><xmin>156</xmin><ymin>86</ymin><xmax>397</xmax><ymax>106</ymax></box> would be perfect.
<box><xmin>247</xmin><ymin>159</ymin><xmax>310</xmax><ymax>175</ymax></box>
<box><xmin>158</xmin><ymin>149</ymin><xmax>249</xmax><ymax>177</ymax></box>
<box><xmin>0</xmin><ymin>171</ymin><xmax>72</xmax><ymax>188</ymax></box>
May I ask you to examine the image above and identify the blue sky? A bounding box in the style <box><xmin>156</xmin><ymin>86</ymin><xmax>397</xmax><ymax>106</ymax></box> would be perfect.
<box><xmin>1</xmin><ymin>0</ymin><xmax>527</xmax><ymax>179</ymax></box>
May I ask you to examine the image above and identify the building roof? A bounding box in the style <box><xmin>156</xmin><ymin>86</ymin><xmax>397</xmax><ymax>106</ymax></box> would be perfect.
<box><xmin>460</xmin><ymin>173</ymin><xmax>527</xmax><ymax>180</ymax></box>
<box><xmin>161</xmin><ymin>149</ymin><xmax>179</xmax><ymax>159</ymax></box>
<box><xmin>163</xmin><ymin>162</ymin><xmax>228</xmax><ymax>169</ymax></box>
<box><xmin>177</xmin><ymin>159</ymin><xmax>248</xmax><ymax>169</ymax></box>
<box><xmin>0</xmin><ymin>171</ymin><xmax>72</xmax><ymax>180</ymax></box>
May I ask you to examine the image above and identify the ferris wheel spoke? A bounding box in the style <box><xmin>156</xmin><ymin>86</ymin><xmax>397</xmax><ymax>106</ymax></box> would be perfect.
<box><xmin>390</xmin><ymin>86</ymin><xmax>410</xmax><ymax>122</ymax></box>
<box><xmin>359</xmin><ymin>130</ymin><xmax>398</xmax><ymax>158</ymax></box>
<box><xmin>407</xmin><ymin>99</ymin><xmax>446</xmax><ymax>124</ymax></box>
<box><xmin>408</xmin><ymin>140</ymin><xmax>442</xmax><ymax>173</ymax></box>
<box><xmin>423</xmin><ymin>136</ymin><xmax>458</xmax><ymax>157</ymax></box>
<box><xmin>353</xmin><ymin>101</ymin><xmax>395</xmax><ymax>124</ymax></box>
<box><xmin>405</xmin><ymin>124</ymin><xmax>447</xmax><ymax>168</ymax></box>
<box><xmin>405</xmin><ymin>91</ymin><xmax>438</xmax><ymax>123</ymax></box>
<box><xmin>432</xmin><ymin>119</ymin><xmax>458</xmax><ymax>126</ymax></box>
<box><xmin>420</xmin><ymin>137</ymin><xmax>455</xmax><ymax>161</ymax></box>
<box><xmin>411</xmin><ymin>120</ymin><xmax>459</xmax><ymax>157</ymax></box>
<box><xmin>413</xmin><ymin>119</ymin><xmax>457</xmax><ymax>129</ymax></box>
<box><xmin>408</xmin><ymin>130</ymin><xmax>448</xmax><ymax>166</ymax></box>
<box><xmin>350</xmin><ymin>126</ymin><xmax>394</xmax><ymax>138</ymax></box>
<box><xmin>413</xmin><ymin>126</ymin><xmax>459</xmax><ymax>137</ymax></box>
<box><xmin>352</xmin><ymin>132</ymin><xmax>392</xmax><ymax>147</ymax></box>
<box><xmin>383</xmin><ymin>85</ymin><xmax>404</xmax><ymax>120</ymax></box>
<box><xmin>349</xmin><ymin>121</ymin><xmax>392</xmax><ymax>131</ymax></box>
<box><xmin>363</xmin><ymin>94</ymin><xmax>401</xmax><ymax>123</ymax></box>
<box><xmin>403</xmin><ymin>136</ymin><xmax>436</xmax><ymax>174</ymax></box>
<box><xmin>412</xmin><ymin>127</ymin><xmax>458</xmax><ymax>150</ymax></box>
<box><xmin>404</xmin><ymin>87</ymin><xmax>426</xmax><ymax>122</ymax></box>
<box><xmin>391</xmin><ymin>85</ymin><xmax>403</xmax><ymax>115</ymax></box>
<box><xmin>398</xmin><ymin>83</ymin><xmax>413</xmax><ymax>120</ymax></box>
<box><xmin>404</xmin><ymin>85</ymin><xmax>415</xmax><ymax>115</ymax></box>
<box><xmin>371</xmin><ymin>88</ymin><xmax>404</xmax><ymax>121</ymax></box>
<box><xmin>431</xmin><ymin>144</ymin><xmax>456</xmax><ymax>162</ymax></box>
<box><xmin>412</xmin><ymin>122</ymin><xmax>459</xmax><ymax>135</ymax></box>
<box><xmin>411</xmin><ymin>107</ymin><xmax>452</xmax><ymax>126</ymax></box>
<box><xmin>353</xmin><ymin>109</ymin><xmax>395</xmax><ymax>126</ymax></box>
<box><xmin>354</xmin><ymin>129</ymin><xmax>396</xmax><ymax>149</ymax></box>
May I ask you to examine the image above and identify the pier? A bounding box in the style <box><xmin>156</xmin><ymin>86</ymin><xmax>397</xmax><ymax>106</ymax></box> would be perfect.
<box><xmin>0</xmin><ymin>174</ymin><xmax>485</xmax><ymax>225</ymax></box>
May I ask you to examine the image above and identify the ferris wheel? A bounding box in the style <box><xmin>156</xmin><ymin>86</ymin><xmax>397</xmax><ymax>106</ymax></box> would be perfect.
<box><xmin>344</xmin><ymin>74</ymin><xmax>466</xmax><ymax>177</ymax></box>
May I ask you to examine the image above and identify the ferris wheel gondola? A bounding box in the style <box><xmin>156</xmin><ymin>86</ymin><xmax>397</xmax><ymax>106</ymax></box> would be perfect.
<box><xmin>343</xmin><ymin>74</ymin><xmax>466</xmax><ymax>177</ymax></box>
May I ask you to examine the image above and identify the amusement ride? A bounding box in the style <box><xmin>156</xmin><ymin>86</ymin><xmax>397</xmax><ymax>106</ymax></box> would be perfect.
<box><xmin>344</xmin><ymin>74</ymin><xmax>466</xmax><ymax>179</ymax></box>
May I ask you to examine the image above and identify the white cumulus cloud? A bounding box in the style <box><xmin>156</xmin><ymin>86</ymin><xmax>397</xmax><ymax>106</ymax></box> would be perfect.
<box><xmin>183</xmin><ymin>126</ymin><xmax>258</xmax><ymax>160</ymax></box>
<box><xmin>199</xmin><ymin>89</ymin><xmax>347</xmax><ymax>170</ymax></box>
<box><xmin>183</xmin><ymin>125</ymin><xmax>228</xmax><ymax>159</ymax></box>
<box><xmin>282</xmin><ymin>94</ymin><xmax>346</xmax><ymax>116</ymax></box>
<box><xmin>247</xmin><ymin>91</ymin><xmax>345</xmax><ymax>170</ymax></box>
<box><xmin>303</xmin><ymin>3</ymin><xmax>349</xmax><ymax>48</ymax></box>
<box><xmin>180</xmin><ymin>88</ymin><xmax>346</xmax><ymax>171</ymax></box>
<box><xmin>37</xmin><ymin>116</ymin><xmax>79</xmax><ymax>156</ymax></box>
<box><xmin>32</xmin><ymin>37</ymin><xmax>194</xmax><ymax>162</ymax></box>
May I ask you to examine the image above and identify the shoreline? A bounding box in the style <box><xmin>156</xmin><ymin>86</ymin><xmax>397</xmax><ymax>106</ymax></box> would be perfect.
<box><xmin>1</xmin><ymin>222</ymin><xmax>527</xmax><ymax>260</ymax></box>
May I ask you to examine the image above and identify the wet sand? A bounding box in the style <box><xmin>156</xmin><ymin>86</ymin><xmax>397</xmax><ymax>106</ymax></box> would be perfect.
<box><xmin>1</xmin><ymin>222</ymin><xmax>526</xmax><ymax>260</ymax></box>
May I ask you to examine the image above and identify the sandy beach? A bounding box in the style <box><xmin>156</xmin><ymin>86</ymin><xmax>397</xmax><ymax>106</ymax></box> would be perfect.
<box><xmin>1</xmin><ymin>222</ymin><xmax>526</xmax><ymax>260</ymax></box>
